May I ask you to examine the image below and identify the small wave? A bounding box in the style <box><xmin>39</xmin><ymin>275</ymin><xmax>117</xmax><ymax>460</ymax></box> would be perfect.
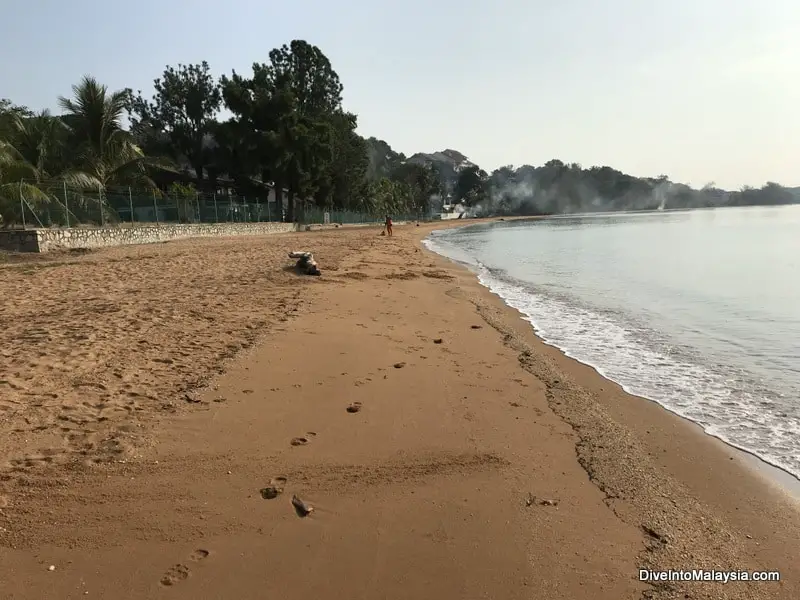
<box><xmin>425</xmin><ymin>232</ymin><xmax>800</xmax><ymax>482</ymax></box>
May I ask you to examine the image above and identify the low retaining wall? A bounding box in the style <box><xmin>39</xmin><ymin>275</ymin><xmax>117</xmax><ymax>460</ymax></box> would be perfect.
<box><xmin>0</xmin><ymin>222</ymin><xmax>298</xmax><ymax>253</ymax></box>
<box><xmin>0</xmin><ymin>230</ymin><xmax>40</xmax><ymax>252</ymax></box>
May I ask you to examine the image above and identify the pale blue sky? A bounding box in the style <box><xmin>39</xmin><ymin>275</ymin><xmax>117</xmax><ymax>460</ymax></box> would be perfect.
<box><xmin>2</xmin><ymin>0</ymin><xmax>799</xmax><ymax>189</ymax></box>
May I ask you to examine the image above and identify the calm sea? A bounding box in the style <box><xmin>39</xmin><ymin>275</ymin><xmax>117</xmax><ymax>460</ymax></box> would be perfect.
<box><xmin>425</xmin><ymin>206</ymin><xmax>800</xmax><ymax>481</ymax></box>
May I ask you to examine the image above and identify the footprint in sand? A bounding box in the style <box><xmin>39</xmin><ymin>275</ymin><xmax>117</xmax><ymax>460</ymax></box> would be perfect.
<box><xmin>190</xmin><ymin>549</ymin><xmax>210</xmax><ymax>561</ymax></box>
<box><xmin>346</xmin><ymin>401</ymin><xmax>362</xmax><ymax>413</ymax></box>
<box><xmin>260</xmin><ymin>476</ymin><xmax>288</xmax><ymax>499</ymax></box>
<box><xmin>161</xmin><ymin>564</ymin><xmax>189</xmax><ymax>586</ymax></box>
<box><xmin>160</xmin><ymin>550</ymin><xmax>209</xmax><ymax>586</ymax></box>
<box><xmin>291</xmin><ymin>434</ymin><xmax>315</xmax><ymax>446</ymax></box>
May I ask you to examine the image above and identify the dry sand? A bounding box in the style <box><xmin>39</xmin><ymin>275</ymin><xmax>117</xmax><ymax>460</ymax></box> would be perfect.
<box><xmin>0</xmin><ymin>221</ymin><xmax>798</xmax><ymax>599</ymax></box>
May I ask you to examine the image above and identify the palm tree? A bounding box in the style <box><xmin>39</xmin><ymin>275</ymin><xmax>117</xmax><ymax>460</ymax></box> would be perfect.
<box><xmin>0</xmin><ymin>78</ymin><xmax>173</xmax><ymax>227</ymax></box>
<box><xmin>55</xmin><ymin>76</ymin><xmax>173</xmax><ymax>224</ymax></box>
<box><xmin>0</xmin><ymin>139</ymin><xmax>54</xmax><ymax>226</ymax></box>
<box><xmin>0</xmin><ymin>112</ymin><xmax>98</xmax><ymax>227</ymax></box>
<box><xmin>10</xmin><ymin>111</ymin><xmax>67</xmax><ymax>177</ymax></box>
<box><xmin>59</xmin><ymin>76</ymin><xmax>172</xmax><ymax>189</ymax></box>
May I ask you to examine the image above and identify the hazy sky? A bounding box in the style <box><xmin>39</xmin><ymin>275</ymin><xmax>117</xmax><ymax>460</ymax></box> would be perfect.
<box><xmin>2</xmin><ymin>0</ymin><xmax>799</xmax><ymax>189</ymax></box>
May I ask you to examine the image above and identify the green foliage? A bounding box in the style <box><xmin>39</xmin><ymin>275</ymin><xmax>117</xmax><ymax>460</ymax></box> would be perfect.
<box><xmin>454</xmin><ymin>165</ymin><xmax>488</xmax><ymax>206</ymax></box>
<box><xmin>318</xmin><ymin>111</ymin><xmax>368</xmax><ymax>210</ymax></box>
<box><xmin>0</xmin><ymin>77</ymin><xmax>175</xmax><ymax>226</ymax></box>
<box><xmin>389</xmin><ymin>162</ymin><xmax>439</xmax><ymax>214</ymax></box>
<box><xmin>168</xmin><ymin>181</ymin><xmax>198</xmax><ymax>198</ymax></box>
<box><xmin>59</xmin><ymin>76</ymin><xmax>172</xmax><ymax>189</ymax></box>
<box><xmin>268</xmin><ymin>40</ymin><xmax>343</xmax><ymax>116</ymax></box>
<box><xmin>125</xmin><ymin>62</ymin><xmax>221</xmax><ymax>180</ymax></box>
<box><xmin>166</xmin><ymin>181</ymin><xmax>199</xmax><ymax>223</ymax></box>
<box><xmin>219</xmin><ymin>40</ymin><xmax>346</xmax><ymax>221</ymax></box>
<box><xmin>364</xmin><ymin>137</ymin><xmax>405</xmax><ymax>180</ymax></box>
<box><xmin>0</xmin><ymin>99</ymin><xmax>34</xmax><ymax>140</ymax></box>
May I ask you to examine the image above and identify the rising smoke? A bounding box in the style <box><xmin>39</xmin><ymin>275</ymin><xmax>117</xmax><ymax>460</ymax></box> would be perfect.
<box><xmin>465</xmin><ymin>173</ymin><xmax>718</xmax><ymax>218</ymax></box>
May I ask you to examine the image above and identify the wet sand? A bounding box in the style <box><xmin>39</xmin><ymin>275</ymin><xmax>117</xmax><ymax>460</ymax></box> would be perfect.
<box><xmin>1</xmin><ymin>221</ymin><xmax>798</xmax><ymax>599</ymax></box>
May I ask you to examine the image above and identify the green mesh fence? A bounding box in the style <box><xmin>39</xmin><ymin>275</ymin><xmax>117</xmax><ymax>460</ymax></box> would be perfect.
<box><xmin>303</xmin><ymin>207</ymin><xmax>421</xmax><ymax>225</ymax></box>
<box><xmin>3</xmin><ymin>181</ymin><xmax>428</xmax><ymax>229</ymax></box>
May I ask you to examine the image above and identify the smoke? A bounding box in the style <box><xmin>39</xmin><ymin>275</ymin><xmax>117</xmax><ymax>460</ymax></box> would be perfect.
<box><xmin>430</xmin><ymin>159</ymin><xmax>796</xmax><ymax>217</ymax></box>
<box><xmin>428</xmin><ymin>194</ymin><xmax>444</xmax><ymax>213</ymax></box>
<box><xmin>467</xmin><ymin>173</ymin><xmax>716</xmax><ymax>217</ymax></box>
<box><xmin>465</xmin><ymin>179</ymin><xmax>538</xmax><ymax>217</ymax></box>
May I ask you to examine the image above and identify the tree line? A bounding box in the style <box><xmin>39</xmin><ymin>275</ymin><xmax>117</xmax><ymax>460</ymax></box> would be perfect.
<box><xmin>1</xmin><ymin>39</ymin><xmax>796</xmax><ymax>227</ymax></box>
<box><xmin>0</xmin><ymin>40</ymin><xmax>443</xmax><ymax>226</ymax></box>
<box><xmin>447</xmin><ymin>161</ymin><xmax>798</xmax><ymax>216</ymax></box>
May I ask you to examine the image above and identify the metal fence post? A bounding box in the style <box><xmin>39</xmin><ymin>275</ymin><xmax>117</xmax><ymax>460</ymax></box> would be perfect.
<box><xmin>62</xmin><ymin>181</ymin><xmax>70</xmax><ymax>227</ymax></box>
<box><xmin>256</xmin><ymin>198</ymin><xmax>261</xmax><ymax>223</ymax></box>
<box><xmin>243</xmin><ymin>197</ymin><xmax>247</xmax><ymax>223</ymax></box>
<box><xmin>153</xmin><ymin>189</ymin><xmax>159</xmax><ymax>224</ymax></box>
<box><xmin>196</xmin><ymin>192</ymin><xmax>201</xmax><ymax>223</ymax></box>
<box><xmin>19</xmin><ymin>181</ymin><xmax>26</xmax><ymax>229</ymax></box>
<box><xmin>213</xmin><ymin>193</ymin><xmax>218</xmax><ymax>222</ymax></box>
<box><xmin>99</xmin><ymin>185</ymin><xmax>105</xmax><ymax>227</ymax></box>
<box><xmin>129</xmin><ymin>187</ymin><xmax>135</xmax><ymax>223</ymax></box>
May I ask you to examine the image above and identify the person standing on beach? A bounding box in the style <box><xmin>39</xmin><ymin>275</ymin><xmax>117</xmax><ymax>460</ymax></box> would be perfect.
<box><xmin>385</xmin><ymin>215</ymin><xmax>393</xmax><ymax>237</ymax></box>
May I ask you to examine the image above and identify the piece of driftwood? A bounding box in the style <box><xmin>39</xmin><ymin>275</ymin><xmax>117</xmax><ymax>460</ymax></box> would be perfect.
<box><xmin>288</xmin><ymin>251</ymin><xmax>321</xmax><ymax>276</ymax></box>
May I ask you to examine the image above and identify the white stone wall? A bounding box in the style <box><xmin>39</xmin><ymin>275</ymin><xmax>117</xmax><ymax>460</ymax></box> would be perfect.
<box><xmin>1</xmin><ymin>223</ymin><xmax>298</xmax><ymax>254</ymax></box>
<box><xmin>1</xmin><ymin>220</ymin><xmax>419</xmax><ymax>254</ymax></box>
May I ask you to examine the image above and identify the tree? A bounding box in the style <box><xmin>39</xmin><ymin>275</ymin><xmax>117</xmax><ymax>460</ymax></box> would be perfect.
<box><xmin>315</xmin><ymin>111</ymin><xmax>368</xmax><ymax>210</ymax></box>
<box><xmin>126</xmin><ymin>62</ymin><xmax>221</xmax><ymax>181</ymax></box>
<box><xmin>59</xmin><ymin>76</ymin><xmax>172</xmax><ymax>190</ymax></box>
<box><xmin>364</xmin><ymin>137</ymin><xmax>405</xmax><ymax>180</ymax></box>
<box><xmin>0</xmin><ymin>110</ymin><xmax>102</xmax><ymax>226</ymax></box>
<box><xmin>221</xmin><ymin>65</ymin><xmax>294</xmax><ymax>218</ymax></box>
<box><xmin>4</xmin><ymin>111</ymin><xmax>69</xmax><ymax>182</ymax></box>
<box><xmin>221</xmin><ymin>40</ymin><xmax>343</xmax><ymax>222</ymax></box>
<box><xmin>454</xmin><ymin>164</ymin><xmax>488</xmax><ymax>206</ymax></box>
<box><xmin>0</xmin><ymin>99</ymin><xmax>33</xmax><ymax>140</ymax></box>
<box><xmin>168</xmin><ymin>181</ymin><xmax>198</xmax><ymax>223</ymax></box>
<box><xmin>368</xmin><ymin>177</ymin><xmax>404</xmax><ymax>216</ymax></box>
<box><xmin>389</xmin><ymin>162</ymin><xmax>438</xmax><ymax>215</ymax></box>
<box><xmin>207</xmin><ymin>118</ymin><xmax>254</xmax><ymax>187</ymax></box>
<box><xmin>267</xmin><ymin>40</ymin><xmax>343</xmax><ymax>220</ymax></box>
<box><xmin>0</xmin><ymin>135</ymin><xmax>61</xmax><ymax>226</ymax></box>
<box><xmin>267</xmin><ymin>40</ymin><xmax>343</xmax><ymax>117</ymax></box>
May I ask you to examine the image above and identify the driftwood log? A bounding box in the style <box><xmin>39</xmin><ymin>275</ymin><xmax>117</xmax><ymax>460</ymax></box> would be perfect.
<box><xmin>288</xmin><ymin>251</ymin><xmax>321</xmax><ymax>276</ymax></box>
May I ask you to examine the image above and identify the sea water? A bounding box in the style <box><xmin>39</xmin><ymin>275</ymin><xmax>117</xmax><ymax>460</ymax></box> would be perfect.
<box><xmin>425</xmin><ymin>206</ymin><xmax>800</xmax><ymax>481</ymax></box>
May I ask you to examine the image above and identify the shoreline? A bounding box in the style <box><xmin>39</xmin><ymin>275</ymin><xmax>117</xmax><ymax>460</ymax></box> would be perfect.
<box><xmin>1</xmin><ymin>221</ymin><xmax>798</xmax><ymax>599</ymax></box>
<box><xmin>422</xmin><ymin>221</ymin><xmax>800</xmax><ymax>500</ymax></box>
<box><xmin>413</xmin><ymin>220</ymin><xmax>800</xmax><ymax>597</ymax></box>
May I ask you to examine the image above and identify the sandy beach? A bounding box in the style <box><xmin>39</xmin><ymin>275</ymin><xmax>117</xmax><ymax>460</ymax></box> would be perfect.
<box><xmin>1</xmin><ymin>221</ymin><xmax>799</xmax><ymax>599</ymax></box>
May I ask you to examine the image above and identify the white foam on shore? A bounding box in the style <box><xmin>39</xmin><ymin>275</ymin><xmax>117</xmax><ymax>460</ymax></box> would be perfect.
<box><xmin>424</xmin><ymin>231</ymin><xmax>800</xmax><ymax>483</ymax></box>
